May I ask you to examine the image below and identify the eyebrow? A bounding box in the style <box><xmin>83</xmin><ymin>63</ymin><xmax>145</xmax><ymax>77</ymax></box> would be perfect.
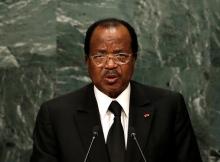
<box><xmin>96</xmin><ymin>50</ymin><xmax>126</xmax><ymax>54</ymax></box>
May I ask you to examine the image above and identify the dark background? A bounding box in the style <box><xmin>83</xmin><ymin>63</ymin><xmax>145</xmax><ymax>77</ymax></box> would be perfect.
<box><xmin>0</xmin><ymin>0</ymin><xmax>219</xmax><ymax>161</ymax></box>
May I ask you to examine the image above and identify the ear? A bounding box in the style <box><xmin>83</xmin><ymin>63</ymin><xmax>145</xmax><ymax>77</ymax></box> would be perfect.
<box><xmin>85</xmin><ymin>56</ymin><xmax>89</xmax><ymax>64</ymax></box>
<box><xmin>131</xmin><ymin>55</ymin><xmax>137</xmax><ymax>64</ymax></box>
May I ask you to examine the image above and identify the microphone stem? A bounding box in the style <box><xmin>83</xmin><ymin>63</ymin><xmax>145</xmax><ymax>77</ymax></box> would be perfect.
<box><xmin>84</xmin><ymin>136</ymin><xmax>96</xmax><ymax>162</ymax></box>
<box><xmin>132</xmin><ymin>134</ymin><xmax>147</xmax><ymax>162</ymax></box>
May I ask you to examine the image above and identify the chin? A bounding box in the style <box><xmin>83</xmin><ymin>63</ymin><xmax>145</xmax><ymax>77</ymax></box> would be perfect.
<box><xmin>105</xmin><ymin>87</ymin><xmax>124</xmax><ymax>98</ymax></box>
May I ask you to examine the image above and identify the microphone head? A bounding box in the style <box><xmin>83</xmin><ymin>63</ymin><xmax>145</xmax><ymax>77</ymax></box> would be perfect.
<box><xmin>128</xmin><ymin>127</ymin><xmax>136</xmax><ymax>138</ymax></box>
<box><xmin>92</xmin><ymin>125</ymin><xmax>99</xmax><ymax>137</ymax></box>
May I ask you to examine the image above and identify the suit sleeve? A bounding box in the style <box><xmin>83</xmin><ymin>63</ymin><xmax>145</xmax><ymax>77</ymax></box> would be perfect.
<box><xmin>30</xmin><ymin>103</ymin><xmax>59</xmax><ymax>162</ymax></box>
<box><xmin>174</xmin><ymin>93</ymin><xmax>202</xmax><ymax>162</ymax></box>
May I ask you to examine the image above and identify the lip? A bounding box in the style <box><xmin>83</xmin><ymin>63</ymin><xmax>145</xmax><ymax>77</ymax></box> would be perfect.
<box><xmin>104</xmin><ymin>75</ymin><xmax>119</xmax><ymax>84</ymax></box>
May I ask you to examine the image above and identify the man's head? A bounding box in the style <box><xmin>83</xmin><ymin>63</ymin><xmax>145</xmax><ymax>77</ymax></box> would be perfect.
<box><xmin>84</xmin><ymin>18</ymin><xmax>138</xmax><ymax>59</ymax></box>
<box><xmin>84</xmin><ymin>18</ymin><xmax>138</xmax><ymax>98</ymax></box>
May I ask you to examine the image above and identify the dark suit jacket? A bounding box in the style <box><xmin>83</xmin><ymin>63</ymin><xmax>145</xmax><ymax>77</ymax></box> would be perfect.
<box><xmin>30</xmin><ymin>81</ymin><xmax>202</xmax><ymax>162</ymax></box>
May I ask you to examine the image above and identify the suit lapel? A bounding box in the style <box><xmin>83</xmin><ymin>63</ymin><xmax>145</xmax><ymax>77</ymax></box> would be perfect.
<box><xmin>73</xmin><ymin>82</ymin><xmax>155</xmax><ymax>162</ymax></box>
<box><xmin>73</xmin><ymin>84</ymin><xmax>109</xmax><ymax>162</ymax></box>
<box><xmin>126</xmin><ymin>81</ymin><xmax>155</xmax><ymax>162</ymax></box>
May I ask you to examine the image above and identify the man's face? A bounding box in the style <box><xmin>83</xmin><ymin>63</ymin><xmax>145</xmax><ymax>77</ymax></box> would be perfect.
<box><xmin>87</xmin><ymin>25</ymin><xmax>136</xmax><ymax>98</ymax></box>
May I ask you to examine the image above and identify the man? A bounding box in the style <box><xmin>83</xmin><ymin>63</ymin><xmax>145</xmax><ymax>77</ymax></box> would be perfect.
<box><xmin>30</xmin><ymin>18</ymin><xmax>202</xmax><ymax>162</ymax></box>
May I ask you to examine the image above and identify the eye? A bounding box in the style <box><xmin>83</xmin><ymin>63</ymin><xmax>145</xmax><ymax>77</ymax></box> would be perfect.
<box><xmin>116</xmin><ymin>53</ymin><xmax>129</xmax><ymax>58</ymax></box>
<box><xmin>115</xmin><ymin>53</ymin><xmax>130</xmax><ymax>62</ymax></box>
<box><xmin>91</xmin><ymin>53</ymin><xmax>106</xmax><ymax>65</ymax></box>
<box><xmin>93</xmin><ymin>54</ymin><xmax>105</xmax><ymax>59</ymax></box>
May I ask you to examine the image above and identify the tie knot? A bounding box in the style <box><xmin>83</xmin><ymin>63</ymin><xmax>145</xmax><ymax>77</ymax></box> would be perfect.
<box><xmin>108</xmin><ymin>101</ymin><xmax>122</xmax><ymax>116</ymax></box>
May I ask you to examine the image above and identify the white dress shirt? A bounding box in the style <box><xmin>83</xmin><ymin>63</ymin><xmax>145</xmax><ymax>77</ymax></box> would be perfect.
<box><xmin>94</xmin><ymin>83</ymin><xmax>130</xmax><ymax>147</ymax></box>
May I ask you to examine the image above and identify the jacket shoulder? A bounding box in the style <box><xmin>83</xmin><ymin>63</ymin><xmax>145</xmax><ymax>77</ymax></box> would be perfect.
<box><xmin>131</xmin><ymin>80</ymin><xmax>183</xmax><ymax>102</ymax></box>
<box><xmin>41</xmin><ymin>83</ymin><xmax>93</xmax><ymax>109</ymax></box>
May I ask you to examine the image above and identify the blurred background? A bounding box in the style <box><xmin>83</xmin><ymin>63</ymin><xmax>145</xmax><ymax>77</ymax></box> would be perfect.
<box><xmin>0</xmin><ymin>0</ymin><xmax>220</xmax><ymax>161</ymax></box>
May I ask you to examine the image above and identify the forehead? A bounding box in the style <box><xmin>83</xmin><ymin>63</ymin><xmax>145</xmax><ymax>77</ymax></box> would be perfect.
<box><xmin>90</xmin><ymin>25</ymin><xmax>132</xmax><ymax>46</ymax></box>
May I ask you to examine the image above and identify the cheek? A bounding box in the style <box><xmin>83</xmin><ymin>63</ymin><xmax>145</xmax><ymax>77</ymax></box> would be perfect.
<box><xmin>88</xmin><ymin>65</ymin><xmax>103</xmax><ymax>82</ymax></box>
<box><xmin>122</xmin><ymin>64</ymin><xmax>135</xmax><ymax>80</ymax></box>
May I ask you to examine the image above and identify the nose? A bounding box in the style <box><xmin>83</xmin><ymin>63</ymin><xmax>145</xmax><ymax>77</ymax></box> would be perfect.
<box><xmin>104</xmin><ymin>56</ymin><xmax>118</xmax><ymax>69</ymax></box>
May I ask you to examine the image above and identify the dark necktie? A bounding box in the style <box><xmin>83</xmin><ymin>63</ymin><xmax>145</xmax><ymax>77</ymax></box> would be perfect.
<box><xmin>107</xmin><ymin>101</ymin><xmax>125</xmax><ymax>162</ymax></box>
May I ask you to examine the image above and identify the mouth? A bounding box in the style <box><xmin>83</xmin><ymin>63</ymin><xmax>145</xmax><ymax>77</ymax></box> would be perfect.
<box><xmin>104</xmin><ymin>74</ymin><xmax>119</xmax><ymax>84</ymax></box>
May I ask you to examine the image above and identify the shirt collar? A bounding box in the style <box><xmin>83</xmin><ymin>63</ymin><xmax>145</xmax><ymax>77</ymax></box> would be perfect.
<box><xmin>94</xmin><ymin>83</ymin><xmax>130</xmax><ymax>117</ymax></box>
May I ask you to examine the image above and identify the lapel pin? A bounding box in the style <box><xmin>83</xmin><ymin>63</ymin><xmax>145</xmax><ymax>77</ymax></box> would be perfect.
<box><xmin>144</xmin><ymin>112</ymin><xmax>150</xmax><ymax>118</ymax></box>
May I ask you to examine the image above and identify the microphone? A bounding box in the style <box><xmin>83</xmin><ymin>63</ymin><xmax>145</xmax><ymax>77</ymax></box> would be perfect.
<box><xmin>129</xmin><ymin>127</ymin><xmax>147</xmax><ymax>162</ymax></box>
<box><xmin>83</xmin><ymin>125</ymin><xmax>99</xmax><ymax>162</ymax></box>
